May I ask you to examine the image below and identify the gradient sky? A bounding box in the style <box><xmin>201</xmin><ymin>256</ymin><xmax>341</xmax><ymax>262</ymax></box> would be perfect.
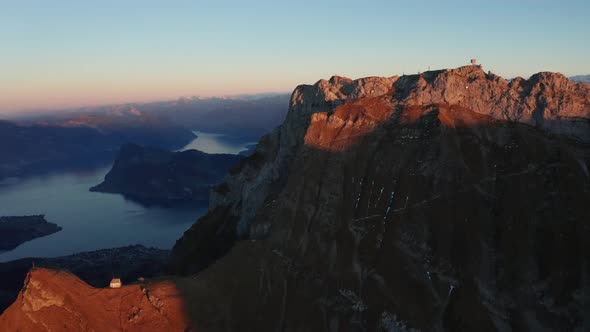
<box><xmin>0</xmin><ymin>0</ymin><xmax>588</xmax><ymax>113</ymax></box>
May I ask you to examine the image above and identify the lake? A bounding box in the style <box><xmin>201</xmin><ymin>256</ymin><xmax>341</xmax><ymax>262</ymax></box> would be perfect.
<box><xmin>177</xmin><ymin>130</ymin><xmax>256</xmax><ymax>154</ymax></box>
<box><xmin>0</xmin><ymin>131</ymin><xmax>252</xmax><ymax>262</ymax></box>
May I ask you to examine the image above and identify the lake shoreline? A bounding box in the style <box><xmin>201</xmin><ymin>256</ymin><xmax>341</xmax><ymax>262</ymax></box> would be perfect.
<box><xmin>0</xmin><ymin>215</ymin><xmax>62</xmax><ymax>251</ymax></box>
<box><xmin>0</xmin><ymin>131</ymin><xmax>252</xmax><ymax>261</ymax></box>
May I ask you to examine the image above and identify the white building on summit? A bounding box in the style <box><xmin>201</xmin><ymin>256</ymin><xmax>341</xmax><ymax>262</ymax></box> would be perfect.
<box><xmin>109</xmin><ymin>278</ymin><xmax>122</xmax><ymax>288</ymax></box>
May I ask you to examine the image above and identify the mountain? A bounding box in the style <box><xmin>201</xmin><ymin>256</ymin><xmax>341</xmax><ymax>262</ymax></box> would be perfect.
<box><xmin>166</xmin><ymin>94</ymin><xmax>290</xmax><ymax>140</ymax></box>
<box><xmin>0</xmin><ymin>245</ymin><xmax>169</xmax><ymax>314</ymax></box>
<box><xmin>0</xmin><ymin>215</ymin><xmax>62</xmax><ymax>250</ymax></box>
<box><xmin>169</xmin><ymin>66</ymin><xmax>590</xmax><ymax>331</ymax></box>
<box><xmin>0</xmin><ymin>268</ymin><xmax>189</xmax><ymax>331</ymax></box>
<box><xmin>0</xmin><ymin>94</ymin><xmax>288</xmax><ymax>181</ymax></box>
<box><xmin>570</xmin><ymin>75</ymin><xmax>590</xmax><ymax>83</ymax></box>
<box><xmin>0</xmin><ymin>113</ymin><xmax>195</xmax><ymax>180</ymax></box>
<box><xmin>30</xmin><ymin>110</ymin><xmax>197</xmax><ymax>149</ymax></box>
<box><xmin>90</xmin><ymin>144</ymin><xmax>242</xmax><ymax>205</ymax></box>
<box><xmin>12</xmin><ymin>93</ymin><xmax>291</xmax><ymax>142</ymax></box>
<box><xmin>2</xmin><ymin>66</ymin><xmax>589</xmax><ymax>331</ymax></box>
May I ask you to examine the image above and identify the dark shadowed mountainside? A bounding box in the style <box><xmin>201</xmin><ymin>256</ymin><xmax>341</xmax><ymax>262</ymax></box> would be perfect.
<box><xmin>0</xmin><ymin>215</ymin><xmax>61</xmax><ymax>251</ymax></box>
<box><xmin>90</xmin><ymin>144</ymin><xmax>242</xmax><ymax>205</ymax></box>
<box><xmin>0</xmin><ymin>111</ymin><xmax>195</xmax><ymax>180</ymax></box>
<box><xmin>170</xmin><ymin>66</ymin><xmax>590</xmax><ymax>331</ymax></box>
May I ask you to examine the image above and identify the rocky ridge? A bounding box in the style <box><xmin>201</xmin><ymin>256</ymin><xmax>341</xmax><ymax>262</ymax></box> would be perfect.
<box><xmin>0</xmin><ymin>215</ymin><xmax>62</xmax><ymax>250</ymax></box>
<box><xmin>205</xmin><ymin>65</ymin><xmax>589</xmax><ymax>239</ymax></box>
<box><xmin>0</xmin><ymin>268</ymin><xmax>189</xmax><ymax>331</ymax></box>
<box><xmin>170</xmin><ymin>65</ymin><xmax>590</xmax><ymax>331</ymax></box>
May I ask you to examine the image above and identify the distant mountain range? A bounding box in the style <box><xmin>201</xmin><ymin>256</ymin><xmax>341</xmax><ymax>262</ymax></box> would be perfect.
<box><xmin>168</xmin><ymin>67</ymin><xmax>590</xmax><ymax>331</ymax></box>
<box><xmin>0</xmin><ymin>94</ymin><xmax>290</xmax><ymax>180</ymax></box>
<box><xmin>10</xmin><ymin>93</ymin><xmax>291</xmax><ymax>142</ymax></box>
<box><xmin>0</xmin><ymin>113</ymin><xmax>195</xmax><ymax>180</ymax></box>
<box><xmin>570</xmin><ymin>74</ymin><xmax>590</xmax><ymax>83</ymax></box>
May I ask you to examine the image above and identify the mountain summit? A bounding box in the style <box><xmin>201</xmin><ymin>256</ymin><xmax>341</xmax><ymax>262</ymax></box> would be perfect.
<box><xmin>170</xmin><ymin>66</ymin><xmax>590</xmax><ymax>331</ymax></box>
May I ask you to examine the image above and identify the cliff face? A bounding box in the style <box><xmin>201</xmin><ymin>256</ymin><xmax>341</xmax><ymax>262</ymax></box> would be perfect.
<box><xmin>0</xmin><ymin>268</ymin><xmax>190</xmax><ymax>331</ymax></box>
<box><xmin>207</xmin><ymin>66</ymin><xmax>589</xmax><ymax>237</ymax></box>
<box><xmin>170</xmin><ymin>66</ymin><xmax>590</xmax><ymax>331</ymax></box>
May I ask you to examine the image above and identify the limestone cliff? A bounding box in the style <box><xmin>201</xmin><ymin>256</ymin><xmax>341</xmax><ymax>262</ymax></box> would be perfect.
<box><xmin>170</xmin><ymin>66</ymin><xmax>590</xmax><ymax>331</ymax></box>
<box><xmin>207</xmin><ymin>66</ymin><xmax>589</xmax><ymax>238</ymax></box>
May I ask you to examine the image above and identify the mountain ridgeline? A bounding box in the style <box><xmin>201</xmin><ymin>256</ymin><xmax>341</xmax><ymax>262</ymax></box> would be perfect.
<box><xmin>170</xmin><ymin>66</ymin><xmax>590</xmax><ymax>331</ymax></box>
<box><xmin>1</xmin><ymin>66</ymin><xmax>589</xmax><ymax>331</ymax></box>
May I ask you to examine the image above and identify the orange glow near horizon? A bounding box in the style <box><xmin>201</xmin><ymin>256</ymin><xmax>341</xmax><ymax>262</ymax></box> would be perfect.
<box><xmin>1</xmin><ymin>1</ymin><xmax>588</xmax><ymax>114</ymax></box>
<box><xmin>0</xmin><ymin>77</ymin><xmax>295</xmax><ymax>113</ymax></box>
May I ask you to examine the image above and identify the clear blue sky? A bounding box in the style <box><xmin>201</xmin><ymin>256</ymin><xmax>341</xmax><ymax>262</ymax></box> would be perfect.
<box><xmin>0</xmin><ymin>0</ymin><xmax>588</xmax><ymax>112</ymax></box>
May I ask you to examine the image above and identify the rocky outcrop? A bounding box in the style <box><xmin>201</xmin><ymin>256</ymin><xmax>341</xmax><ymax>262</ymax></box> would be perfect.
<box><xmin>170</xmin><ymin>66</ymin><xmax>590</xmax><ymax>331</ymax></box>
<box><xmin>0</xmin><ymin>268</ymin><xmax>190</xmax><ymax>331</ymax></box>
<box><xmin>91</xmin><ymin>144</ymin><xmax>241</xmax><ymax>205</ymax></box>
<box><xmin>0</xmin><ymin>215</ymin><xmax>62</xmax><ymax>250</ymax></box>
<box><xmin>0</xmin><ymin>115</ymin><xmax>196</xmax><ymax>181</ymax></box>
<box><xmin>0</xmin><ymin>245</ymin><xmax>170</xmax><ymax>313</ymax></box>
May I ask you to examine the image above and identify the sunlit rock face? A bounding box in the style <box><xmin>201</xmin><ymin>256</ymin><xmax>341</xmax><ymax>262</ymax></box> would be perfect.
<box><xmin>199</xmin><ymin>65</ymin><xmax>590</xmax><ymax>239</ymax></box>
<box><xmin>0</xmin><ymin>268</ymin><xmax>190</xmax><ymax>331</ymax></box>
<box><xmin>170</xmin><ymin>66</ymin><xmax>589</xmax><ymax>331</ymax></box>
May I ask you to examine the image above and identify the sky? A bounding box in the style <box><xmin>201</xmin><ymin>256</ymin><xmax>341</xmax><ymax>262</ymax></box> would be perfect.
<box><xmin>0</xmin><ymin>0</ymin><xmax>588</xmax><ymax>113</ymax></box>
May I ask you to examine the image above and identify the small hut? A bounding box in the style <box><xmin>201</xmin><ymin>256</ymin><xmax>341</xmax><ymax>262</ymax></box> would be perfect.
<box><xmin>109</xmin><ymin>278</ymin><xmax>122</xmax><ymax>288</ymax></box>
<box><xmin>470</xmin><ymin>58</ymin><xmax>477</xmax><ymax>65</ymax></box>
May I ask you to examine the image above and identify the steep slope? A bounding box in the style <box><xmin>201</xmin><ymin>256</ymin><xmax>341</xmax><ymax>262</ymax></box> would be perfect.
<box><xmin>170</xmin><ymin>66</ymin><xmax>590</xmax><ymax>331</ymax></box>
<box><xmin>0</xmin><ymin>268</ymin><xmax>190</xmax><ymax>331</ymax></box>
